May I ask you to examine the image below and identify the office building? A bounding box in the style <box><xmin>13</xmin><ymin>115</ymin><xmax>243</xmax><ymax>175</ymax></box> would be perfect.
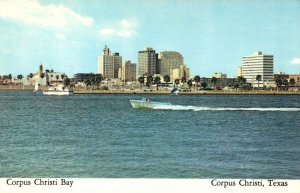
<box><xmin>242</xmin><ymin>51</ymin><xmax>273</xmax><ymax>87</ymax></box>
<box><xmin>98</xmin><ymin>45</ymin><xmax>122</xmax><ymax>79</ymax></box>
<box><xmin>138</xmin><ymin>48</ymin><xmax>157</xmax><ymax>76</ymax></box>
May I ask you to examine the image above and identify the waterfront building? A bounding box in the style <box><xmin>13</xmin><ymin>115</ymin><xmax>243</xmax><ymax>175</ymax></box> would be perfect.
<box><xmin>73</xmin><ymin>73</ymin><xmax>102</xmax><ymax>83</ymax></box>
<box><xmin>201</xmin><ymin>77</ymin><xmax>236</xmax><ymax>87</ymax></box>
<box><xmin>119</xmin><ymin>60</ymin><xmax>136</xmax><ymax>81</ymax></box>
<box><xmin>289</xmin><ymin>74</ymin><xmax>300</xmax><ymax>87</ymax></box>
<box><xmin>242</xmin><ymin>51</ymin><xmax>274</xmax><ymax>87</ymax></box>
<box><xmin>46</xmin><ymin>71</ymin><xmax>66</xmax><ymax>86</ymax></box>
<box><xmin>273</xmin><ymin>72</ymin><xmax>289</xmax><ymax>81</ymax></box>
<box><xmin>98</xmin><ymin>46</ymin><xmax>122</xmax><ymax>79</ymax></box>
<box><xmin>138</xmin><ymin>48</ymin><xmax>157</xmax><ymax>76</ymax></box>
<box><xmin>210</xmin><ymin>72</ymin><xmax>227</xmax><ymax>78</ymax></box>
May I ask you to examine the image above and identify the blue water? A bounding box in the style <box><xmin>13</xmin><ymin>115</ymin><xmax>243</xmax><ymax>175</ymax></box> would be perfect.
<box><xmin>0</xmin><ymin>90</ymin><xmax>299</xmax><ymax>178</ymax></box>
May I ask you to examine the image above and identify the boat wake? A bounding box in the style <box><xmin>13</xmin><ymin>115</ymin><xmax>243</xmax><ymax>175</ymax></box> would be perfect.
<box><xmin>152</xmin><ymin>105</ymin><xmax>300</xmax><ymax>112</ymax></box>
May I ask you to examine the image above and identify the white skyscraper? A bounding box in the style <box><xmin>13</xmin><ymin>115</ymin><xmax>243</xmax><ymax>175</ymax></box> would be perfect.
<box><xmin>242</xmin><ymin>51</ymin><xmax>273</xmax><ymax>87</ymax></box>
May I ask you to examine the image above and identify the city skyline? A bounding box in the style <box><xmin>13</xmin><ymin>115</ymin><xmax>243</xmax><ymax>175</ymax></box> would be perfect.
<box><xmin>0</xmin><ymin>0</ymin><xmax>300</xmax><ymax>77</ymax></box>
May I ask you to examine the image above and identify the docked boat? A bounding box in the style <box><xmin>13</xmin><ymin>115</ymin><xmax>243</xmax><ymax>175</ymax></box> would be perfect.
<box><xmin>130</xmin><ymin>98</ymin><xmax>172</xmax><ymax>109</ymax></box>
<box><xmin>43</xmin><ymin>85</ymin><xmax>73</xmax><ymax>96</ymax></box>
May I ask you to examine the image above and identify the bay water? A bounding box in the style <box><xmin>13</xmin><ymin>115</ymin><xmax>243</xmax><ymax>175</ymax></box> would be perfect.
<box><xmin>0</xmin><ymin>91</ymin><xmax>299</xmax><ymax>178</ymax></box>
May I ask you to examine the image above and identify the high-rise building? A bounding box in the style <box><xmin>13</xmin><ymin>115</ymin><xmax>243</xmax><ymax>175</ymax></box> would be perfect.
<box><xmin>138</xmin><ymin>48</ymin><xmax>157</xmax><ymax>76</ymax></box>
<box><xmin>242</xmin><ymin>51</ymin><xmax>273</xmax><ymax>87</ymax></box>
<box><xmin>158</xmin><ymin>51</ymin><xmax>184</xmax><ymax>76</ymax></box>
<box><xmin>119</xmin><ymin>60</ymin><xmax>136</xmax><ymax>81</ymax></box>
<box><xmin>98</xmin><ymin>45</ymin><xmax>122</xmax><ymax>79</ymax></box>
<box><xmin>237</xmin><ymin>66</ymin><xmax>242</xmax><ymax>77</ymax></box>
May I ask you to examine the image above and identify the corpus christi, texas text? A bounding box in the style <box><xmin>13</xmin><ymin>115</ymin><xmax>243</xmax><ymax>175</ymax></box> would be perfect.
<box><xmin>211</xmin><ymin>179</ymin><xmax>288</xmax><ymax>188</ymax></box>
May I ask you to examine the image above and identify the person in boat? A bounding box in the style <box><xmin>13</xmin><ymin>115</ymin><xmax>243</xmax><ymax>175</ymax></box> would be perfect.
<box><xmin>142</xmin><ymin>97</ymin><xmax>151</xmax><ymax>102</ymax></box>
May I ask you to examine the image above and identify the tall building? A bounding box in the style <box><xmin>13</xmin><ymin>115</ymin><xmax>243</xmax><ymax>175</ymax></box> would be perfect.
<box><xmin>98</xmin><ymin>46</ymin><xmax>122</xmax><ymax>79</ymax></box>
<box><xmin>138</xmin><ymin>48</ymin><xmax>157</xmax><ymax>76</ymax></box>
<box><xmin>242</xmin><ymin>51</ymin><xmax>273</xmax><ymax>87</ymax></box>
<box><xmin>237</xmin><ymin>66</ymin><xmax>242</xmax><ymax>77</ymax></box>
<box><xmin>158</xmin><ymin>51</ymin><xmax>184</xmax><ymax>76</ymax></box>
<box><xmin>119</xmin><ymin>60</ymin><xmax>136</xmax><ymax>81</ymax></box>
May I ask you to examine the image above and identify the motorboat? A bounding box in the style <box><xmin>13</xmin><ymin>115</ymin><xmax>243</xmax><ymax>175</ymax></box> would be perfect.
<box><xmin>130</xmin><ymin>98</ymin><xmax>171</xmax><ymax>109</ymax></box>
<box><xmin>43</xmin><ymin>85</ymin><xmax>73</xmax><ymax>96</ymax></box>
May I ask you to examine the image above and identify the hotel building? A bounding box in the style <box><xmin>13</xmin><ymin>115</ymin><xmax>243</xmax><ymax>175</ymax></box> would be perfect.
<box><xmin>158</xmin><ymin>51</ymin><xmax>183</xmax><ymax>76</ymax></box>
<box><xmin>98</xmin><ymin>46</ymin><xmax>122</xmax><ymax>79</ymax></box>
<box><xmin>242</xmin><ymin>51</ymin><xmax>274</xmax><ymax>87</ymax></box>
<box><xmin>158</xmin><ymin>51</ymin><xmax>189</xmax><ymax>81</ymax></box>
<box><xmin>137</xmin><ymin>48</ymin><xmax>157</xmax><ymax>76</ymax></box>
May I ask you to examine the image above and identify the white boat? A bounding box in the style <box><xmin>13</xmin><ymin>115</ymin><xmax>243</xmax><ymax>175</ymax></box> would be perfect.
<box><xmin>33</xmin><ymin>81</ymin><xmax>39</xmax><ymax>92</ymax></box>
<box><xmin>43</xmin><ymin>85</ymin><xmax>73</xmax><ymax>96</ymax></box>
<box><xmin>130</xmin><ymin>98</ymin><xmax>171</xmax><ymax>109</ymax></box>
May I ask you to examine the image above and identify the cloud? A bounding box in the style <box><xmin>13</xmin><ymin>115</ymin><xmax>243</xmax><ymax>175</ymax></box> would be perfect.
<box><xmin>99</xmin><ymin>19</ymin><xmax>137</xmax><ymax>38</ymax></box>
<box><xmin>0</xmin><ymin>0</ymin><xmax>93</xmax><ymax>28</ymax></box>
<box><xmin>55</xmin><ymin>32</ymin><xmax>65</xmax><ymax>40</ymax></box>
<box><xmin>290</xmin><ymin>57</ymin><xmax>300</xmax><ymax>65</ymax></box>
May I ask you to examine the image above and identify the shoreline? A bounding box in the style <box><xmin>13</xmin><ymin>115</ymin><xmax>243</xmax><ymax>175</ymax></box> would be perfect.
<box><xmin>1</xmin><ymin>85</ymin><xmax>299</xmax><ymax>95</ymax></box>
<box><xmin>73</xmin><ymin>90</ymin><xmax>300</xmax><ymax>95</ymax></box>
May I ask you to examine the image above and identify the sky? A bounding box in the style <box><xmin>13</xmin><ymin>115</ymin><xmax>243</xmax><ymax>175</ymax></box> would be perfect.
<box><xmin>0</xmin><ymin>0</ymin><xmax>300</xmax><ymax>77</ymax></box>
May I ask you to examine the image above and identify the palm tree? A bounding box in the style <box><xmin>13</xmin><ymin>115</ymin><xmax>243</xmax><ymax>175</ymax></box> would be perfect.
<box><xmin>163</xmin><ymin>75</ymin><xmax>170</xmax><ymax>83</ymax></box>
<box><xmin>194</xmin><ymin>75</ymin><xmax>201</xmax><ymax>89</ymax></box>
<box><xmin>275</xmin><ymin>78</ymin><xmax>282</xmax><ymax>90</ymax></box>
<box><xmin>201</xmin><ymin>82</ymin><xmax>207</xmax><ymax>90</ymax></box>
<box><xmin>282</xmin><ymin>79</ymin><xmax>289</xmax><ymax>91</ymax></box>
<box><xmin>256</xmin><ymin>75</ymin><xmax>262</xmax><ymax>89</ymax></box>
<box><xmin>174</xmin><ymin>79</ymin><xmax>180</xmax><ymax>87</ymax></box>
<box><xmin>146</xmin><ymin>75</ymin><xmax>153</xmax><ymax>87</ymax></box>
<box><xmin>181</xmin><ymin>76</ymin><xmax>187</xmax><ymax>84</ymax></box>
<box><xmin>90</xmin><ymin>77</ymin><xmax>96</xmax><ymax>89</ymax></box>
<box><xmin>17</xmin><ymin>74</ymin><xmax>23</xmax><ymax>83</ymax></box>
<box><xmin>8</xmin><ymin>74</ymin><xmax>12</xmax><ymax>80</ymax></box>
<box><xmin>211</xmin><ymin>77</ymin><xmax>217</xmax><ymax>89</ymax></box>
<box><xmin>84</xmin><ymin>79</ymin><xmax>91</xmax><ymax>89</ymax></box>
<box><xmin>64</xmin><ymin>78</ymin><xmax>71</xmax><ymax>87</ymax></box>
<box><xmin>154</xmin><ymin>76</ymin><xmax>161</xmax><ymax>91</ymax></box>
<box><xmin>61</xmin><ymin>74</ymin><xmax>65</xmax><ymax>80</ymax></box>
<box><xmin>234</xmin><ymin>83</ymin><xmax>239</xmax><ymax>91</ymax></box>
<box><xmin>187</xmin><ymin>79</ymin><xmax>193</xmax><ymax>89</ymax></box>
<box><xmin>95</xmin><ymin>74</ymin><xmax>103</xmax><ymax>89</ymax></box>
<box><xmin>289</xmin><ymin>78</ymin><xmax>295</xmax><ymax>87</ymax></box>
<box><xmin>237</xmin><ymin>76</ymin><xmax>246</xmax><ymax>90</ymax></box>
<box><xmin>138</xmin><ymin>76</ymin><xmax>144</xmax><ymax>89</ymax></box>
<box><xmin>40</xmin><ymin>73</ymin><xmax>45</xmax><ymax>79</ymax></box>
<box><xmin>27</xmin><ymin>73</ymin><xmax>33</xmax><ymax>79</ymax></box>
